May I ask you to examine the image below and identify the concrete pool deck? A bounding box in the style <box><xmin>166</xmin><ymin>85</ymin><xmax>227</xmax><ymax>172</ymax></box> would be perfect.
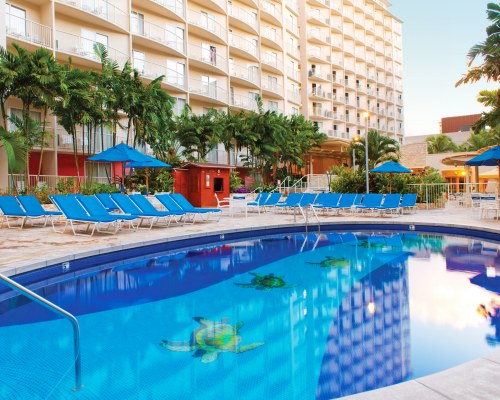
<box><xmin>1</xmin><ymin>204</ymin><xmax>499</xmax><ymax>399</ymax></box>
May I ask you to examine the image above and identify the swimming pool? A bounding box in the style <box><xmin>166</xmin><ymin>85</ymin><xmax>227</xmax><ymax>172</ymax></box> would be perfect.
<box><xmin>0</xmin><ymin>229</ymin><xmax>499</xmax><ymax>400</ymax></box>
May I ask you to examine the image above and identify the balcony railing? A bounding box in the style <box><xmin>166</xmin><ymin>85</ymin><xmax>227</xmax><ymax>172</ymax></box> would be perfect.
<box><xmin>261</xmin><ymin>55</ymin><xmax>283</xmax><ymax>72</ymax></box>
<box><xmin>228</xmin><ymin>5</ymin><xmax>258</xmax><ymax>31</ymax></box>
<box><xmin>310</xmin><ymin>108</ymin><xmax>332</xmax><ymax>118</ymax></box>
<box><xmin>286</xmin><ymin>19</ymin><xmax>299</xmax><ymax>36</ymax></box>
<box><xmin>261</xmin><ymin>1</ymin><xmax>282</xmax><ymax>24</ymax></box>
<box><xmin>5</xmin><ymin>13</ymin><xmax>52</xmax><ymax>48</ymax></box>
<box><xmin>261</xmin><ymin>27</ymin><xmax>282</xmax><ymax>45</ymax></box>
<box><xmin>230</xmin><ymin>63</ymin><xmax>260</xmax><ymax>85</ymax></box>
<box><xmin>132</xmin><ymin>19</ymin><xmax>185</xmax><ymax>54</ymax></box>
<box><xmin>308</xmin><ymin>70</ymin><xmax>329</xmax><ymax>80</ymax></box>
<box><xmin>152</xmin><ymin>0</ymin><xmax>186</xmax><ymax>19</ymax></box>
<box><xmin>287</xmin><ymin>66</ymin><xmax>300</xmax><ymax>81</ymax></box>
<box><xmin>134</xmin><ymin>58</ymin><xmax>186</xmax><ymax>90</ymax></box>
<box><xmin>189</xmin><ymin>78</ymin><xmax>228</xmax><ymax>103</ymax></box>
<box><xmin>262</xmin><ymin>80</ymin><xmax>283</xmax><ymax>96</ymax></box>
<box><xmin>310</xmin><ymin>89</ymin><xmax>331</xmax><ymax>100</ymax></box>
<box><xmin>307</xmin><ymin>10</ymin><xmax>328</xmax><ymax>25</ymax></box>
<box><xmin>307</xmin><ymin>30</ymin><xmax>329</xmax><ymax>44</ymax></box>
<box><xmin>230</xmin><ymin>93</ymin><xmax>258</xmax><ymax>111</ymax></box>
<box><xmin>56</xmin><ymin>30</ymin><xmax>128</xmax><ymax>65</ymax></box>
<box><xmin>188</xmin><ymin>10</ymin><xmax>227</xmax><ymax>43</ymax></box>
<box><xmin>287</xmin><ymin>90</ymin><xmax>300</xmax><ymax>104</ymax></box>
<box><xmin>286</xmin><ymin>43</ymin><xmax>300</xmax><ymax>59</ymax></box>
<box><xmin>189</xmin><ymin>43</ymin><xmax>228</xmax><ymax>73</ymax></box>
<box><xmin>229</xmin><ymin>33</ymin><xmax>258</xmax><ymax>58</ymax></box>
<box><xmin>57</xmin><ymin>0</ymin><xmax>128</xmax><ymax>30</ymax></box>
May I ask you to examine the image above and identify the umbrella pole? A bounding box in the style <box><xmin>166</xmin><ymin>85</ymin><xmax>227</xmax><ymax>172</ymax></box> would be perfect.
<box><xmin>389</xmin><ymin>173</ymin><xmax>392</xmax><ymax>194</ymax></box>
<box><xmin>498</xmin><ymin>161</ymin><xmax>500</xmax><ymax>196</ymax></box>
<box><xmin>146</xmin><ymin>167</ymin><xmax>149</xmax><ymax>196</ymax></box>
<box><xmin>122</xmin><ymin>162</ymin><xmax>125</xmax><ymax>193</ymax></box>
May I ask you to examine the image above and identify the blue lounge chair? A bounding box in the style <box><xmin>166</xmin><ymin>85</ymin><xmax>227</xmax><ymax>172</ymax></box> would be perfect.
<box><xmin>77</xmin><ymin>195</ymin><xmax>139</xmax><ymax>229</ymax></box>
<box><xmin>262</xmin><ymin>193</ymin><xmax>282</xmax><ymax>212</ymax></box>
<box><xmin>328</xmin><ymin>193</ymin><xmax>357</xmax><ymax>215</ymax></box>
<box><xmin>17</xmin><ymin>195</ymin><xmax>63</xmax><ymax>221</ymax></box>
<box><xmin>156</xmin><ymin>194</ymin><xmax>207</xmax><ymax>223</ymax></box>
<box><xmin>353</xmin><ymin>193</ymin><xmax>384</xmax><ymax>215</ymax></box>
<box><xmin>95</xmin><ymin>193</ymin><xmax>121</xmax><ymax>212</ymax></box>
<box><xmin>170</xmin><ymin>194</ymin><xmax>221</xmax><ymax>218</ymax></box>
<box><xmin>110</xmin><ymin>193</ymin><xmax>177</xmax><ymax>228</ymax></box>
<box><xmin>50</xmin><ymin>195</ymin><xmax>121</xmax><ymax>236</ymax></box>
<box><xmin>311</xmin><ymin>193</ymin><xmax>341</xmax><ymax>214</ymax></box>
<box><xmin>373</xmin><ymin>194</ymin><xmax>402</xmax><ymax>216</ymax></box>
<box><xmin>399</xmin><ymin>193</ymin><xmax>417</xmax><ymax>214</ymax></box>
<box><xmin>129</xmin><ymin>194</ymin><xmax>184</xmax><ymax>223</ymax></box>
<box><xmin>247</xmin><ymin>192</ymin><xmax>270</xmax><ymax>214</ymax></box>
<box><xmin>0</xmin><ymin>195</ymin><xmax>48</xmax><ymax>228</ymax></box>
<box><xmin>274</xmin><ymin>193</ymin><xmax>303</xmax><ymax>213</ymax></box>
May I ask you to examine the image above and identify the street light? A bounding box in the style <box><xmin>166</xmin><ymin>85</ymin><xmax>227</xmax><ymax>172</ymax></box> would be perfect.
<box><xmin>352</xmin><ymin>134</ymin><xmax>361</xmax><ymax>170</ymax></box>
<box><xmin>363</xmin><ymin>111</ymin><xmax>370</xmax><ymax>193</ymax></box>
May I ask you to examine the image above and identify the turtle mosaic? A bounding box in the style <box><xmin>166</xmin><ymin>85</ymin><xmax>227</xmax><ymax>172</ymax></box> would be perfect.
<box><xmin>160</xmin><ymin>317</ymin><xmax>264</xmax><ymax>363</ymax></box>
<box><xmin>307</xmin><ymin>256</ymin><xmax>350</xmax><ymax>268</ymax></box>
<box><xmin>234</xmin><ymin>273</ymin><xmax>295</xmax><ymax>291</ymax></box>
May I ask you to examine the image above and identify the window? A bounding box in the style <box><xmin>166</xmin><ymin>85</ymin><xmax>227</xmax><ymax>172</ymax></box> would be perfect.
<box><xmin>249</xmin><ymin>65</ymin><xmax>259</xmax><ymax>81</ymax></box>
<box><xmin>268</xmin><ymin>75</ymin><xmax>277</xmax><ymax>90</ymax></box>
<box><xmin>172</xmin><ymin>97</ymin><xmax>186</xmax><ymax>116</ymax></box>
<box><xmin>201</xmin><ymin>11</ymin><xmax>216</xmax><ymax>33</ymax></box>
<box><xmin>166</xmin><ymin>24</ymin><xmax>184</xmax><ymax>52</ymax></box>
<box><xmin>291</xmin><ymin>107</ymin><xmax>298</xmax><ymax>115</ymax></box>
<box><xmin>202</xmin><ymin>75</ymin><xmax>217</xmax><ymax>98</ymax></box>
<box><xmin>167</xmin><ymin>61</ymin><xmax>185</xmax><ymax>87</ymax></box>
<box><xmin>268</xmin><ymin>100</ymin><xmax>278</xmax><ymax>111</ymax></box>
<box><xmin>9</xmin><ymin>108</ymin><xmax>41</xmax><ymax>131</ymax></box>
<box><xmin>266</xmin><ymin>51</ymin><xmax>277</xmax><ymax>66</ymax></box>
<box><xmin>133</xmin><ymin>50</ymin><xmax>145</xmax><ymax>74</ymax></box>
<box><xmin>214</xmin><ymin>177</ymin><xmax>223</xmax><ymax>192</ymax></box>
<box><xmin>81</xmin><ymin>29</ymin><xmax>108</xmax><ymax>55</ymax></box>
<box><xmin>5</xmin><ymin>3</ymin><xmax>26</xmax><ymax>37</ymax></box>
<box><xmin>202</xmin><ymin>44</ymin><xmax>217</xmax><ymax>66</ymax></box>
<box><xmin>131</xmin><ymin>11</ymin><xmax>144</xmax><ymax>35</ymax></box>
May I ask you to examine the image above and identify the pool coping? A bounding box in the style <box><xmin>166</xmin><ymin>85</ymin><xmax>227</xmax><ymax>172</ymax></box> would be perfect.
<box><xmin>3</xmin><ymin>219</ymin><xmax>500</xmax><ymax>400</ymax></box>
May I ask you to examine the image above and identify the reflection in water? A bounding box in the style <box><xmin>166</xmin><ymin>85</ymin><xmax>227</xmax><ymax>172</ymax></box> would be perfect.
<box><xmin>477</xmin><ymin>301</ymin><xmax>500</xmax><ymax>346</ymax></box>
<box><xmin>316</xmin><ymin>258</ymin><xmax>410</xmax><ymax>399</ymax></box>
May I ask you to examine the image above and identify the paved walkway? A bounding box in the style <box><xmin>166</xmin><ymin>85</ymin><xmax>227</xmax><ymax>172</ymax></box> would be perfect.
<box><xmin>1</xmin><ymin>204</ymin><xmax>500</xmax><ymax>399</ymax></box>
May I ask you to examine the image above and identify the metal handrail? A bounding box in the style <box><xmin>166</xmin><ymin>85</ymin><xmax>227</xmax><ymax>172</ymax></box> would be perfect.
<box><xmin>0</xmin><ymin>274</ymin><xmax>83</xmax><ymax>391</ymax></box>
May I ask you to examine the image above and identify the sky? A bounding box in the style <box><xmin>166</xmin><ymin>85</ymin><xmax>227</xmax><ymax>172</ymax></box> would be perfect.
<box><xmin>388</xmin><ymin>0</ymin><xmax>495</xmax><ymax>136</ymax></box>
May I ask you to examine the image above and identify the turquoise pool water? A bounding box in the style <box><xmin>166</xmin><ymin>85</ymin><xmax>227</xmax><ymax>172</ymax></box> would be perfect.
<box><xmin>0</xmin><ymin>231</ymin><xmax>499</xmax><ymax>399</ymax></box>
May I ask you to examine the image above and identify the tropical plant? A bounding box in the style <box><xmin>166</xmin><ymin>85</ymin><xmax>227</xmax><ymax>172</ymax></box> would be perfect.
<box><xmin>0</xmin><ymin>126</ymin><xmax>26</xmax><ymax>173</ymax></box>
<box><xmin>349</xmin><ymin>130</ymin><xmax>399</xmax><ymax>169</ymax></box>
<box><xmin>426</xmin><ymin>134</ymin><xmax>457</xmax><ymax>154</ymax></box>
<box><xmin>458</xmin><ymin>128</ymin><xmax>500</xmax><ymax>151</ymax></box>
<box><xmin>229</xmin><ymin>170</ymin><xmax>244</xmax><ymax>192</ymax></box>
<box><xmin>456</xmin><ymin>3</ymin><xmax>500</xmax><ymax>131</ymax></box>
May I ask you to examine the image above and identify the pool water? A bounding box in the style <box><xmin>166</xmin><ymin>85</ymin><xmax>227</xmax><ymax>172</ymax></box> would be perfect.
<box><xmin>0</xmin><ymin>231</ymin><xmax>499</xmax><ymax>400</ymax></box>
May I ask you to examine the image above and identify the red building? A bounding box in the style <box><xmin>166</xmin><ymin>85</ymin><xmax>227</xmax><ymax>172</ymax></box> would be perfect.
<box><xmin>441</xmin><ymin>114</ymin><xmax>481</xmax><ymax>133</ymax></box>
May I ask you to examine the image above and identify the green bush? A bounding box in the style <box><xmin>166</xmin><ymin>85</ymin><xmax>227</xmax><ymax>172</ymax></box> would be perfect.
<box><xmin>56</xmin><ymin>177</ymin><xmax>76</xmax><ymax>194</ymax></box>
<box><xmin>230</xmin><ymin>171</ymin><xmax>243</xmax><ymax>192</ymax></box>
<box><xmin>80</xmin><ymin>182</ymin><xmax>120</xmax><ymax>195</ymax></box>
<box><xmin>26</xmin><ymin>184</ymin><xmax>57</xmax><ymax>204</ymax></box>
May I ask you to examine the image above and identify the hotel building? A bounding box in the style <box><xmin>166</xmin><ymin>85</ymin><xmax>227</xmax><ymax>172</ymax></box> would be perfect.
<box><xmin>0</xmin><ymin>0</ymin><xmax>403</xmax><ymax>189</ymax></box>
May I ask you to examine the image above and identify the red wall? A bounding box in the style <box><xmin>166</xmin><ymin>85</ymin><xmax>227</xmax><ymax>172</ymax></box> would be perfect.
<box><xmin>441</xmin><ymin>114</ymin><xmax>481</xmax><ymax>133</ymax></box>
<box><xmin>58</xmin><ymin>154</ymin><xmax>86</xmax><ymax>176</ymax></box>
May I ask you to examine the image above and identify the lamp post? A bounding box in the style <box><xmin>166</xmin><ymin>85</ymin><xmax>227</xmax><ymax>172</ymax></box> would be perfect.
<box><xmin>352</xmin><ymin>135</ymin><xmax>360</xmax><ymax>171</ymax></box>
<box><xmin>363</xmin><ymin>111</ymin><xmax>370</xmax><ymax>193</ymax></box>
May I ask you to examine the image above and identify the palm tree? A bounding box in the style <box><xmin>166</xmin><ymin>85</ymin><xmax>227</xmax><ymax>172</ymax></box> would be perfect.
<box><xmin>456</xmin><ymin>3</ymin><xmax>500</xmax><ymax>131</ymax></box>
<box><xmin>459</xmin><ymin>128</ymin><xmax>500</xmax><ymax>151</ymax></box>
<box><xmin>426</xmin><ymin>134</ymin><xmax>457</xmax><ymax>154</ymax></box>
<box><xmin>0</xmin><ymin>126</ymin><xmax>27</xmax><ymax>174</ymax></box>
<box><xmin>350</xmin><ymin>130</ymin><xmax>399</xmax><ymax>170</ymax></box>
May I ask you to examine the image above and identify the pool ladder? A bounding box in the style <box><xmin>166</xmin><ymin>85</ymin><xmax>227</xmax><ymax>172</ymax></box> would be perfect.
<box><xmin>294</xmin><ymin>204</ymin><xmax>321</xmax><ymax>235</ymax></box>
<box><xmin>0</xmin><ymin>273</ymin><xmax>83</xmax><ymax>391</ymax></box>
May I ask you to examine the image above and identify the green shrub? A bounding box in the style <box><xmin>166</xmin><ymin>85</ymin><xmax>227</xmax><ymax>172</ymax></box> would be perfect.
<box><xmin>26</xmin><ymin>184</ymin><xmax>57</xmax><ymax>204</ymax></box>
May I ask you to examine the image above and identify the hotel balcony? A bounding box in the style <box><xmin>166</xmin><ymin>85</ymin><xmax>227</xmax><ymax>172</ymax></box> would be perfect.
<box><xmin>309</xmin><ymin>108</ymin><xmax>332</xmax><ymax>119</ymax></box>
<box><xmin>228</xmin><ymin>5</ymin><xmax>258</xmax><ymax>34</ymax></box>
<box><xmin>307</xmin><ymin>10</ymin><xmax>329</xmax><ymax>26</ymax></box>
<box><xmin>286</xmin><ymin>66</ymin><xmax>300</xmax><ymax>82</ymax></box>
<box><xmin>57</xmin><ymin>127</ymin><xmax>84</xmax><ymax>153</ymax></box>
<box><xmin>331</xmin><ymin>39</ymin><xmax>343</xmax><ymax>52</ymax></box>
<box><xmin>308</xmin><ymin>48</ymin><xmax>330</xmax><ymax>64</ymax></box>
<box><xmin>188</xmin><ymin>43</ymin><xmax>228</xmax><ymax>74</ymax></box>
<box><xmin>229</xmin><ymin>33</ymin><xmax>259</xmax><ymax>61</ymax></box>
<box><xmin>331</xmin><ymin>57</ymin><xmax>343</xmax><ymax>68</ymax></box>
<box><xmin>261</xmin><ymin>55</ymin><xmax>283</xmax><ymax>74</ymax></box>
<box><xmin>287</xmin><ymin>90</ymin><xmax>300</xmax><ymax>104</ymax></box>
<box><xmin>229</xmin><ymin>63</ymin><xmax>260</xmax><ymax>88</ymax></box>
<box><xmin>261</xmin><ymin>81</ymin><xmax>283</xmax><ymax>99</ymax></box>
<box><xmin>344</xmin><ymin>62</ymin><xmax>355</xmax><ymax>73</ymax></box>
<box><xmin>307</xmin><ymin>30</ymin><xmax>330</xmax><ymax>46</ymax></box>
<box><xmin>134</xmin><ymin>59</ymin><xmax>187</xmax><ymax>92</ymax></box>
<box><xmin>260</xmin><ymin>1</ymin><xmax>283</xmax><ymax>27</ymax></box>
<box><xmin>308</xmin><ymin>69</ymin><xmax>330</xmax><ymax>82</ymax></box>
<box><xmin>55</xmin><ymin>30</ymin><xmax>128</xmax><ymax>67</ymax></box>
<box><xmin>5</xmin><ymin>13</ymin><xmax>52</xmax><ymax>50</ymax></box>
<box><xmin>309</xmin><ymin>89</ymin><xmax>332</xmax><ymax>101</ymax></box>
<box><xmin>55</xmin><ymin>0</ymin><xmax>128</xmax><ymax>33</ymax></box>
<box><xmin>343</xmin><ymin>43</ymin><xmax>355</xmax><ymax>57</ymax></box>
<box><xmin>189</xmin><ymin>78</ymin><xmax>228</xmax><ymax>105</ymax></box>
<box><xmin>332</xmin><ymin>112</ymin><xmax>344</xmax><ymax>122</ymax></box>
<box><xmin>330</xmin><ymin>21</ymin><xmax>342</xmax><ymax>34</ymax></box>
<box><xmin>261</xmin><ymin>27</ymin><xmax>283</xmax><ymax>51</ymax></box>
<box><xmin>331</xmin><ymin>75</ymin><xmax>343</xmax><ymax>86</ymax></box>
<box><xmin>286</xmin><ymin>19</ymin><xmax>300</xmax><ymax>37</ymax></box>
<box><xmin>286</xmin><ymin>0</ymin><xmax>299</xmax><ymax>14</ymax></box>
<box><xmin>343</xmin><ymin>27</ymin><xmax>355</xmax><ymax>40</ymax></box>
<box><xmin>188</xmin><ymin>10</ymin><xmax>227</xmax><ymax>45</ymax></box>
<box><xmin>307</xmin><ymin>0</ymin><xmax>329</xmax><ymax>9</ymax></box>
<box><xmin>331</xmin><ymin>94</ymin><xmax>344</xmax><ymax>104</ymax></box>
<box><xmin>330</xmin><ymin>2</ymin><xmax>342</xmax><ymax>15</ymax></box>
<box><xmin>190</xmin><ymin>0</ymin><xmax>227</xmax><ymax>14</ymax></box>
<box><xmin>141</xmin><ymin>0</ymin><xmax>186</xmax><ymax>22</ymax></box>
<box><xmin>230</xmin><ymin>93</ymin><xmax>258</xmax><ymax>111</ymax></box>
<box><xmin>286</xmin><ymin>43</ymin><xmax>300</xmax><ymax>60</ymax></box>
<box><xmin>132</xmin><ymin>20</ymin><xmax>185</xmax><ymax>57</ymax></box>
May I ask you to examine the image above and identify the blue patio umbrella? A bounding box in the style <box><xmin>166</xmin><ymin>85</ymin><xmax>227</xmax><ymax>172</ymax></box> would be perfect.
<box><xmin>466</xmin><ymin>146</ymin><xmax>500</xmax><ymax>184</ymax></box>
<box><xmin>88</xmin><ymin>143</ymin><xmax>152</xmax><ymax>190</ymax></box>
<box><xmin>370</xmin><ymin>161</ymin><xmax>412</xmax><ymax>193</ymax></box>
<box><xmin>125</xmin><ymin>155</ymin><xmax>171</xmax><ymax>195</ymax></box>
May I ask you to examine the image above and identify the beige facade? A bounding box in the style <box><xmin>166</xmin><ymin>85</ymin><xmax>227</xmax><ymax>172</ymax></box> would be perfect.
<box><xmin>0</xmin><ymin>0</ymin><xmax>403</xmax><ymax>187</ymax></box>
